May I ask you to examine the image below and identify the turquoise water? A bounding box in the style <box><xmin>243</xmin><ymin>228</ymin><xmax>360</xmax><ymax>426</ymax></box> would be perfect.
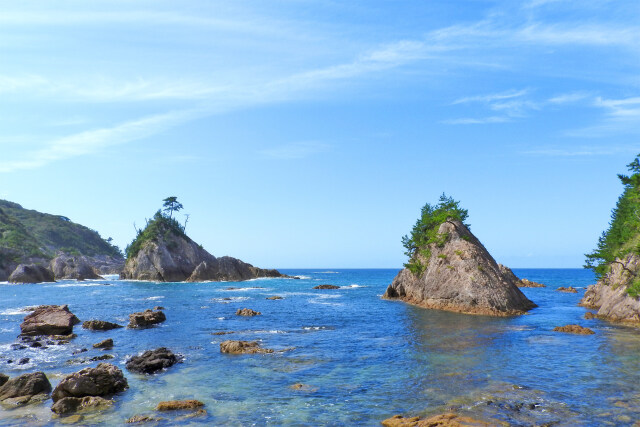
<box><xmin>1</xmin><ymin>269</ymin><xmax>640</xmax><ymax>426</ymax></box>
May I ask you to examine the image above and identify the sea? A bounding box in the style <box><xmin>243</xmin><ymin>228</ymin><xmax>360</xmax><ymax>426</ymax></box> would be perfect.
<box><xmin>1</xmin><ymin>268</ymin><xmax>639</xmax><ymax>426</ymax></box>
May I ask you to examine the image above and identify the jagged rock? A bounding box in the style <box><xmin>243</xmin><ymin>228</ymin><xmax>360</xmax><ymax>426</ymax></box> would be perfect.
<box><xmin>498</xmin><ymin>264</ymin><xmax>545</xmax><ymax>288</ymax></box>
<box><xmin>20</xmin><ymin>305</ymin><xmax>80</xmax><ymax>336</ymax></box>
<box><xmin>384</xmin><ymin>220</ymin><xmax>536</xmax><ymax>316</ymax></box>
<box><xmin>266</xmin><ymin>296</ymin><xmax>283</xmax><ymax>300</ymax></box>
<box><xmin>584</xmin><ymin>312</ymin><xmax>597</xmax><ymax>320</ymax></box>
<box><xmin>381</xmin><ymin>413</ymin><xmax>495</xmax><ymax>427</ymax></box>
<box><xmin>557</xmin><ymin>287</ymin><xmax>578</xmax><ymax>293</ymax></box>
<box><xmin>82</xmin><ymin>320</ymin><xmax>123</xmax><ymax>331</ymax></box>
<box><xmin>18</xmin><ymin>358</ymin><xmax>30</xmax><ymax>365</ymax></box>
<box><xmin>8</xmin><ymin>264</ymin><xmax>54</xmax><ymax>284</ymax></box>
<box><xmin>0</xmin><ymin>372</ymin><xmax>52</xmax><ymax>403</ymax></box>
<box><xmin>126</xmin><ymin>348</ymin><xmax>179</xmax><ymax>374</ymax></box>
<box><xmin>127</xmin><ymin>309</ymin><xmax>166</xmax><ymax>328</ymax></box>
<box><xmin>72</xmin><ymin>348</ymin><xmax>88</xmax><ymax>355</ymax></box>
<box><xmin>313</xmin><ymin>284</ymin><xmax>340</xmax><ymax>290</ymax></box>
<box><xmin>120</xmin><ymin>218</ymin><xmax>286</xmax><ymax>282</ymax></box>
<box><xmin>93</xmin><ymin>339</ymin><xmax>113</xmax><ymax>349</ymax></box>
<box><xmin>156</xmin><ymin>400</ymin><xmax>204</xmax><ymax>411</ymax></box>
<box><xmin>51</xmin><ymin>396</ymin><xmax>113</xmax><ymax>414</ymax></box>
<box><xmin>236</xmin><ymin>308</ymin><xmax>261</xmax><ymax>316</ymax></box>
<box><xmin>50</xmin><ymin>255</ymin><xmax>102</xmax><ymax>280</ymax></box>
<box><xmin>553</xmin><ymin>324</ymin><xmax>595</xmax><ymax>335</ymax></box>
<box><xmin>220</xmin><ymin>340</ymin><xmax>273</xmax><ymax>354</ymax></box>
<box><xmin>52</xmin><ymin>363</ymin><xmax>128</xmax><ymax>402</ymax></box>
<box><xmin>126</xmin><ymin>414</ymin><xmax>164</xmax><ymax>423</ymax></box>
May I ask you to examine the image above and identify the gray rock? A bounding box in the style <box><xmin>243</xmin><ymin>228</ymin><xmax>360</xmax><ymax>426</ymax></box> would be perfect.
<box><xmin>51</xmin><ymin>363</ymin><xmax>128</xmax><ymax>402</ymax></box>
<box><xmin>0</xmin><ymin>372</ymin><xmax>52</xmax><ymax>402</ymax></box>
<box><xmin>0</xmin><ymin>374</ymin><xmax>8</xmax><ymax>387</ymax></box>
<box><xmin>498</xmin><ymin>264</ymin><xmax>545</xmax><ymax>288</ymax></box>
<box><xmin>127</xmin><ymin>309</ymin><xmax>166</xmax><ymax>328</ymax></box>
<box><xmin>82</xmin><ymin>320</ymin><xmax>123</xmax><ymax>331</ymax></box>
<box><xmin>93</xmin><ymin>339</ymin><xmax>113</xmax><ymax>349</ymax></box>
<box><xmin>383</xmin><ymin>220</ymin><xmax>536</xmax><ymax>316</ymax></box>
<box><xmin>51</xmin><ymin>396</ymin><xmax>113</xmax><ymax>414</ymax></box>
<box><xmin>50</xmin><ymin>255</ymin><xmax>102</xmax><ymax>280</ymax></box>
<box><xmin>20</xmin><ymin>305</ymin><xmax>80</xmax><ymax>336</ymax></box>
<box><xmin>8</xmin><ymin>264</ymin><xmax>54</xmax><ymax>284</ymax></box>
<box><xmin>125</xmin><ymin>348</ymin><xmax>179</xmax><ymax>374</ymax></box>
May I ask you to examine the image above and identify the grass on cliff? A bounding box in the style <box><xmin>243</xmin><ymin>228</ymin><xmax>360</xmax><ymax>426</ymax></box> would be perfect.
<box><xmin>402</xmin><ymin>194</ymin><xmax>469</xmax><ymax>276</ymax></box>
<box><xmin>125</xmin><ymin>211</ymin><xmax>190</xmax><ymax>259</ymax></box>
<box><xmin>0</xmin><ymin>199</ymin><xmax>122</xmax><ymax>263</ymax></box>
<box><xmin>585</xmin><ymin>155</ymin><xmax>640</xmax><ymax>296</ymax></box>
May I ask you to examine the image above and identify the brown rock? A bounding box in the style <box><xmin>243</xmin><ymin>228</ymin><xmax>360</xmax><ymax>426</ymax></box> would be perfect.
<box><xmin>236</xmin><ymin>308</ymin><xmax>261</xmax><ymax>316</ymax></box>
<box><xmin>384</xmin><ymin>221</ymin><xmax>536</xmax><ymax>316</ymax></box>
<box><xmin>156</xmin><ymin>399</ymin><xmax>204</xmax><ymax>411</ymax></box>
<box><xmin>313</xmin><ymin>284</ymin><xmax>340</xmax><ymax>290</ymax></box>
<box><xmin>584</xmin><ymin>312</ymin><xmax>597</xmax><ymax>320</ymax></box>
<box><xmin>82</xmin><ymin>320</ymin><xmax>123</xmax><ymax>331</ymax></box>
<box><xmin>211</xmin><ymin>331</ymin><xmax>235</xmax><ymax>336</ymax></box>
<box><xmin>290</xmin><ymin>383</ymin><xmax>317</xmax><ymax>392</ymax></box>
<box><xmin>497</xmin><ymin>265</ymin><xmax>545</xmax><ymax>288</ymax></box>
<box><xmin>557</xmin><ymin>287</ymin><xmax>578</xmax><ymax>293</ymax></box>
<box><xmin>93</xmin><ymin>339</ymin><xmax>113</xmax><ymax>349</ymax></box>
<box><xmin>8</xmin><ymin>264</ymin><xmax>54</xmax><ymax>284</ymax></box>
<box><xmin>220</xmin><ymin>340</ymin><xmax>274</xmax><ymax>354</ymax></box>
<box><xmin>52</xmin><ymin>363</ymin><xmax>128</xmax><ymax>402</ymax></box>
<box><xmin>126</xmin><ymin>414</ymin><xmax>164</xmax><ymax>423</ymax></box>
<box><xmin>266</xmin><ymin>296</ymin><xmax>283</xmax><ymax>300</ymax></box>
<box><xmin>553</xmin><ymin>324</ymin><xmax>595</xmax><ymax>335</ymax></box>
<box><xmin>520</xmin><ymin>279</ymin><xmax>545</xmax><ymax>288</ymax></box>
<box><xmin>51</xmin><ymin>396</ymin><xmax>113</xmax><ymax>414</ymax></box>
<box><xmin>381</xmin><ymin>413</ymin><xmax>496</xmax><ymax>427</ymax></box>
<box><xmin>128</xmin><ymin>310</ymin><xmax>166</xmax><ymax>328</ymax></box>
<box><xmin>0</xmin><ymin>372</ymin><xmax>52</xmax><ymax>402</ymax></box>
<box><xmin>20</xmin><ymin>305</ymin><xmax>80</xmax><ymax>336</ymax></box>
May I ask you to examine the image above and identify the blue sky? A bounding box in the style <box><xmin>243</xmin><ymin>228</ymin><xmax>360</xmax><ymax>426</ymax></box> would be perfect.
<box><xmin>1</xmin><ymin>0</ymin><xmax>639</xmax><ymax>268</ymax></box>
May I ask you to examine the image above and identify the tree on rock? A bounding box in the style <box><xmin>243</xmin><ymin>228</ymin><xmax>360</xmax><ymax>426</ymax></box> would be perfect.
<box><xmin>162</xmin><ymin>197</ymin><xmax>183</xmax><ymax>220</ymax></box>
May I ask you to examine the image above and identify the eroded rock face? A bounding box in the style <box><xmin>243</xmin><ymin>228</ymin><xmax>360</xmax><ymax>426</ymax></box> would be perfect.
<box><xmin>220</xmin><ymin>340</ymin><xmax>273</xmax><ymax>354</ymax></box>
<box><xmin>126</xmin><ymin>348</ymin><xmax>179</xmax><ymax>374</ymax></box>
<box><xmin>498</xmin><ymin>264</ymin><xmax>545</xmax><ymax>288</ymax></box>
<box><xmin>0</xmin><ymin>372</ymin><xmax>51</xmax><ymax>402</ymax></box>
<box><xmin>51</xmin><ymin>363</ymin><xmax>128</xmax><ymax>402</ymax></box>
<box><xmin>82</xmin><ymin>320</ymin><xmax>123</xmax><ymax>331</ymax></box>
<box><xmin>51</xmin><ymin>396</ymin><xmax>113</xmax><ymax>414</ymax></box>
<box><xmin>384</xmin><ymin>221</ymin><xmax>536</xmax><ymax>316</ymax></box>
<box><xmin>580</xmin><ymin>254</ymin><xmax>640</xmax><ymax>323</ymax></box>
<box><xmin>120</xmin><ymin>224</ymin><xmax>286</xmax><ymax>282</ymax></box>
<box><xmin>127</xmin><ymin>310</ymin><xmax>166</xmax><ymax>328</ymax></box>
<box><xmin>8</xmin><ymin>264</ymin><xmax>54</xmax><ymax>284</ymax></box>
<box><xmin>20</xmin><ymin>305</ymin><xmax>80</xmax><ymax>336</ymax></box>
<box><xmin>50</xmin><ymin>255</ymin><xmax>102</xmax><ymax>281</ymax></box>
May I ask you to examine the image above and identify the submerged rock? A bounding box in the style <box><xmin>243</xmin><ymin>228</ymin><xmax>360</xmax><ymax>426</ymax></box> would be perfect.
<box><xmin>20</xmin><ymin>305</ymin><xmax>80</xmax><ymax>336</ymax></box>
<box><xmin>52</xmin><ymin>363</ymin><xmax>128</xmax><ymax>402</ymax></box>
<box><xmin>266</xmin><ymin>296</ymin><xmax>283</xmax><ymax>300</ymax></box>
<box><xmin>0</xmin><ymin>372</ymin><xmax>52</xmax><ymax>403</ymax></box>
<box><xmin>50</xmin><ymin>255</ymin><xmax>102</xmax><ymax>281</ymax></box>
<box><xmin>313</xmin><ymin>284</ymin><xmax>340</xmax><ymax>290</ymax></box>
<box><xmin>51</xmin><ymin>396</ymin><xmax>113</xmax><ymax>414</ymax></box>
<box><xmin>82</xmin><ymin>320</ymin><xmax>123</xmax><ymax>331</ymax></box>
<box><xmin>8</xmin><ymin>264</ymin><xmax>54</xmax><ymax>284</ymax></box>
<box><xmin>553</xmin><ymin>325</ymin><xmax>595</xmax><ymax>335</ymax></box>
<box><xmin>556</xmin><ymin>287</ymin><xmax>578</xmax><ymax>293</ymax></box>
<box><xmin>236</xmin><ymin>308</ymin><xmax>261</xmax><ymax>316</ymax></box>
<box><xmin>384</xmin><ymin>220</ymin><xmax>536</xmax><ymax>316</ymax></box>
<box><xmin>156</xmin><ymin>400</ymin><xmax>204</xmax><ymax>411</ymax></box>
<box><xmin>220</xmin><ymin>340</ymin><xmax>273</xmax><ymax>354</ymax></box>
<box><xmin>126</xmin><ymin>414</ymin><xmax>164</xmax><ymax>423</ymax></box>
<box><xmin>126</xmin><ymin>348</ymin><xmax>179</xmax><ymax>374</ymax></box>
<box><xmin>127</xmin><ymin>309</ymin><xmax>166</xmax><ymax>328</ymax></box>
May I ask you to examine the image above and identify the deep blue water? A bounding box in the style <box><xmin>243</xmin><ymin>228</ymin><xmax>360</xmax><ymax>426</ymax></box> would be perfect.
<box><xmin>1</xmin><ymin>269</ymin><xmax>640</xmax><ymax>426</ymax></box>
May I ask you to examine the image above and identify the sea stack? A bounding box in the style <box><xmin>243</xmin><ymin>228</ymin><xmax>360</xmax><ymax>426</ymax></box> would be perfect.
<box><xmin>121</xmin><ymin>210</ymin><xmax>284</xmax><ymax>282</ymax></box>
<box><xmin>383</xmin><ymin>196</ymin><xmax>535</xmax><ymax>316</ymax></box>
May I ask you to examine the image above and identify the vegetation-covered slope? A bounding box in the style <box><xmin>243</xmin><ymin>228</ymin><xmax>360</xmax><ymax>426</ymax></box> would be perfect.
<box><xmin>0</xmin><ymin>199</ymin><xmax>122</xmax><ymax>262</ymax></box>
<box><xmin>125</xmin><ymin>210</ymin><xmax>191</xmax><ymax>259</ymax></box>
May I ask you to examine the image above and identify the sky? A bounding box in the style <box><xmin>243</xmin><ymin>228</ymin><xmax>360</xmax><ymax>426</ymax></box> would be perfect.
<box><xmin>1</xmin><ymin>0</ymin><xmax>639</xmax><ymax>268</ymax></box>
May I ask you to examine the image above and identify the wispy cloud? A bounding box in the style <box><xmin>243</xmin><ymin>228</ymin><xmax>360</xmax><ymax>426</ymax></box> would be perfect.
<box><xmin>260</xmin><ymin>142</ymin><xmax>329</xmax><ymax>160</ymax></box>
<box><xmin>452</xmin><ymin>89</ymin><xmax>530</xmax><ymax>105</ymax></box>
<box><xmin>442</xmin><ymin>116</ymin><xmax>511</xmax><ymax>125</ymax></box>
<box><xmin>548</xmin><ymin>92</ymin><xmax>590</xmax><ymax>104</ymax></box>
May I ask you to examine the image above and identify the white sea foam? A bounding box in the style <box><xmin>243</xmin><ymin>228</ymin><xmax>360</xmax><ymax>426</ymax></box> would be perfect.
<box><xmin>145</xmin><ymin>296</ymin><xmax>164</xmax><ymax>300</ymax></box>
<box><xmin>314</xmin><ymin>271</ymin><xmax>340</xmax><ymax>274</ymax></box>
<box><xmin>220</xmin><ymin>287</ymin><xmax>269</xmax><ymax>292</ymax></box>
<box><xmin>294</xmin><ymin>275</ymin><xmax>311</xmax><ymax>280</ymax></box>
<box><xmin>210</xmin><ymin>297</ymin><xmax>250</xmax><ymax>303</ymax></box>
<box><xmin>0</xmin><ymin>307</ymin><xmax>31</xmax><ymax>315</ymax></box>
<box><xmin>250</xmin><ymin>330</ymin><xmax>287</xmax><ymax>334</ymax></box>
<box><xmin>217</xmin><ymin>317</ymin><xmax>226</xmax><ymax>320</ymax></box>
<box><xmin>301</xmin><ymin>326</ymin><xmax>332</xmax><ymax>331</ymax></box>
<box><xmin>47</xmin><ymin>283</ymin><xmax>106</xmax><ymax>288</ymax></box>
<box><xmin>101</xmin><ymin>274</ymin><xmax>119</xmax><ymax>280</ymax></box>
<box><xmin>342</xmin><ymin>284</ymin><xmax>365</xmax><ymax>288</ymax></box>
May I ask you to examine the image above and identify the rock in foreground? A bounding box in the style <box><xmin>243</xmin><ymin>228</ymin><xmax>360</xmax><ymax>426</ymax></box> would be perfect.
<box><xmin>51</xmin><ymin>396</ymin><xmax>113</xmax><ymax>414</ymax></box>
<box><xmin>553</xmin><ymin>325</ymin><xmax>595</xmax><ymax>335</ymax></box>
<box><xmin>128</xmin><ymin>309</ymin><xmax>166</xmax><ymax>328</ymax></box>
<box><xmin>384</xmin><ymin>220</ymin><xmax>536</xmax><ymax>316</ymax></box>
<box><xmin>220</xmin><ymin>340</ymin><xmax>273</xmax><ymax>354</ymax></box>
<box><xmin>156</xmin><ymin>400</ymin><xmax>204</xmax><ymax>411</ymax></box>
<box><xmin>126</xmin><ymin>348</ymin><xmax>179</xmax><ymax>374</ymax></box>
<box><xmin>0</xmin><ymin>372</ymin><xmax>52</xmax><ymax>404</ymax></box>
<box><xmin>8</xmin><ymin>264</ymin><xmax>54</xmax><ymax>284</ymax></box>
<box><xmin>381</xmin><ymin>413</ymin><xmax>495</xmax><ymax>426</ymax></box>
<box><xmin>52</xmin><ymin>363</ymin><xmax>128</xmax><ymax>402</ymax></box>
<box><xmin>20</xmin><ymin>305</ymin><xmax>80</xmax><ymax>336</ymax></box>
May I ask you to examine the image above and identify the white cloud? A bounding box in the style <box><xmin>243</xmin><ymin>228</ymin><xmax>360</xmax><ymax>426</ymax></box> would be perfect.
<box><xmin>548</xmin><ymin>92</ymin><xmax>590</xmax><ymax>104</ymax></box>
<box><xmin>452</xmin><ymin>89</ymin><xmax>529</xmax><ymax>105</ymax></box>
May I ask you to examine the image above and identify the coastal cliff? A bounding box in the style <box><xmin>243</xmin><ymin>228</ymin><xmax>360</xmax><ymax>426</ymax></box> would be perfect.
<box><xmin>121</xmin><ymin>211</ymin><xmax>284</xmax><ymax>282</ymax></box>
<box><xmin>383</xmin><ymin>196</ymin><xmax>536</xmax><ymax>316</ymax></box>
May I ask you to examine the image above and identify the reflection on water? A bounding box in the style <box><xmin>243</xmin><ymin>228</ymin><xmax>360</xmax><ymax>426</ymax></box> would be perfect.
<box><xmin>0</xmin><ymin>269</ymin><xmax>639</xmax><ymax>425</ymax></box>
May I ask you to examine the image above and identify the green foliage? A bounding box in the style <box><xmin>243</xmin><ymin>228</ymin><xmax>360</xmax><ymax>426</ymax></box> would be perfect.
<box><xmin>0</xmin><ymin>200</ymin><xmax>121</xmax><ymax>261</ymax></box>
<box><xmin>162</xmin><ymin>196</ymin><xmax>184</xmax><ymax>219</ymax></box>
<box><xmin>628</xmin><ymin>278</ymin><xmax>640</xmax><ymax>298</ymax></box>
<box><xmin>402</xmin><ymin>194</ymin><xmax>469</xmax><ymax>275</ymax></box>
<box><xmin>585</xmin><ymin>154</ymin><xmax>640</xmax><ymax>295</ymax></box>
<box><xmin>454</xmin><ymin>250</ymin><xmax>463</xmax><ymax>256</ymax></box>
<box><xmin>437</xmin><ymin>254</ymin><xmax>447</xmax><ymax>260</ymax></box>
<box><xmin>125</xmin><ymin>209</ymin><xmax>188</xmax><ymax>259</ymax></box>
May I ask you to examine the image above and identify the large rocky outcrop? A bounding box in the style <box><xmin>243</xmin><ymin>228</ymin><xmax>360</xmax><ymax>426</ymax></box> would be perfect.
<box><xmin>580</xmin><ymin>254</ymin><xmax>640</xmax><ymax>323</ymax></box>
<box><xmin>20</xmin><ymin>305</ymin><xmax>80</xmax><ymax>336</ymax></box>
<box><xmin>384</xmin><ymin>220</ymin><xmax>536</xmax><ymax>316</ymax></box>
<box><xmin>51</xmin><ymin>363</ymin><xmax>128</xmax><ymax>402</ymax></box>
<box><xmin>121</xmin><ymin>222</ymin><xmax>285</xmax><ymax>282</ymax></box>
<box><xmin>8</xmin><ymin>264</ymin><xmax>54</xmax><ymax>284</ymax></box>
<box><xmin>0</xmin><ymin>372</ymin><xmax>52</xmax><ymax>404</ymax></box>
<box><xmin>50</xmin><ymin>254</ymin><xmax>103</xmax><ymax>280</ymax></box>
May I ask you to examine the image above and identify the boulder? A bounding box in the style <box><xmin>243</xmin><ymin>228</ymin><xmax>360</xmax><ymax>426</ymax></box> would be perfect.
<box><xmin>51</xmin><ymin>363</ymin><xmax>128</xmax><ymax>402</ymax></box>
<box><xmin>51</xmin><ymin>396</ymin><xmax>113</xmax><ymax>414</ymax></box>
<box><xmin>50</xmin><ymin>255</ymin><xmax>102</xmax><ymax>281</ymax></box>
<box><xmin>127</xmin><ymin>309</ymin><xmax>166</xmax><ymax>328</ymax></box>
<box><xmin>93</xmin><ymin>339</ymin><xmax>113</xmax><ymax>349</ymax></box>
<box><xmin>126</xmin><ymin>348</ymin><xmax>179</xmax><ymax>374</ymax></box>
<box><xmin>384</xmin><ymin>220</ymin><xmax>536</xmax><ymax>316</ymax></box>
<box><xmin>156</xmin><ymin>400</ymin><xmax>204</xmax><ymax>411</ymax></box>
<box><xmin>266</xmin><ymin>296</ymin><xmax>283</xmax><ymax>300</ymax></box>
<box><xmin>0</xmin><ymin>374</ymin><xmax>8</xmax><ymax>387</ymax></box>
<box><xmin>313</xmin><ymin>284</ymin><xmax>340</xmax><ymax>290</ymax></box>
<box><xmin>556</xmin><ymin>287</ymin><xmax>578</xmax><ymax>293</ymax></box>
<box><xmin>497</xmin><ymin>264</ymin><xmax>545</xmax><ymax>288</ymax></box>
<box><xmin>0</xmin><ymin>372</ymin><xmax>52</xmax><ymax>404</ymax></box>
<box><xmin>553</xmin><ymin>325</ymin><xmax>595</xmax><ymax>335</ymax></box>
<box><xmin>82</xmin><ymin>320</ymin><xmax>123</xmax><ymax>331</ymax></box>
<box><xmin>8</xmin><ymin>264</ymin><xmax>54</xmax><ymax>284</ymax></box>
<box><xmin>381</xmin><ymin>413</ymin><xmax>494</xmax><ymax>427</ymax></box>
<box><xmin>236</xmin><ymin>308</ymin><xmax>261</xmax><ymax>316</ymax></box>
<box><xmin>520</xmin><ymin>278</ymin><xmax>545</xmax><ymax>288</ymax></box>
<box><xmin>20</xmin><ymin>305</ymin><xmax>80</xmax><ymax>336</ymax></box>
<box><xmin>220</xmin><ymin>340</ymin><xmax>273</xmax><ymax>354</ymax></box>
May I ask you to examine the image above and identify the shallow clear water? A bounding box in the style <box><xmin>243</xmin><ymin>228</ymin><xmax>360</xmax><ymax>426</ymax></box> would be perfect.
<box><xmin>1</xmin><ymin>269</ymin><xmax>639</xmax><ymax>426</ymax></box>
